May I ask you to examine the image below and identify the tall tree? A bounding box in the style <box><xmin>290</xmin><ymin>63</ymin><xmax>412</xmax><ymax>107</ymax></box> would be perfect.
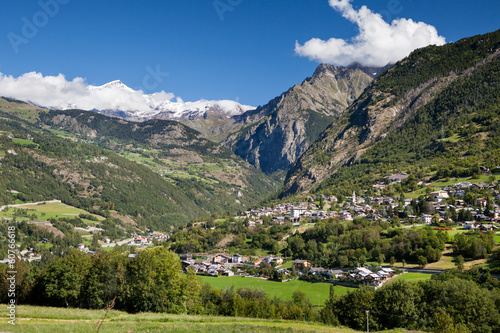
<box><xmin>122</xmin><ymin>247</ymin><xmax>186</xmax><ymax>313</ymax></box>
<box><xmin>38</xmin><ymin>249</ymin><xmax>91</xmax><ymax>307</ymax></box>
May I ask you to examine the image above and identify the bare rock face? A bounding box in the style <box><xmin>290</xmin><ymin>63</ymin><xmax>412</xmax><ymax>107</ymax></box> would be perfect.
<box><xmin>50</xmin><ymin>113</ymin><xmax>98</xmax><ymax>138</ymax></box>
<box><xmin>223</xmin><ymin>64</ymin><xmax>374</xmax><ymax>174</ymax></box>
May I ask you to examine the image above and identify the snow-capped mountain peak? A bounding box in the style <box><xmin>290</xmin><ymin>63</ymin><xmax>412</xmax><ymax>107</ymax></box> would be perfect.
<box><xmin>97</xmin><ymin>80</ymin><xmax>132</xmax><ymax>90</ymax></box>
<box><xmin>0</xmin><ymin>71</ymin><xmax>255</xmax><ymax>121</ymax></box>
<box><xmin>87</xmin><ymin>81</ymin><xmax>255</xmax><ymax>120</ymax></box>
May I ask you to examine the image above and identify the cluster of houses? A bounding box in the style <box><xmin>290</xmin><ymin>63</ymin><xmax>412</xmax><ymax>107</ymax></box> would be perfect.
<box><xmin>234</xmin><ymin>179</ymin><xmax>500</xmax><ymax>229</ymax></box>
<box><xmin>346</xmin><ymin>266</ymin><xmax>396</xmax><ymax>286</ymax></box>
<box><xmin>0</xmin><ymin>247</ymin><xmax>42</xmax><ymax>264</ymax></box>
<box><xmin>128</xmin><ymin>232</ymin><xmax>170</xmax><ymax>243</ymax></box>
<box><xmin>75</xmin><ymin>232</ymin><xmax>170</xmax><ymax>254</ymax></box>
<box><xmin>238</xmin><ymin>193</ymin><xmax>392</xmax><ymax>225</ymax></box>
<box><xmin>178</xmin><ymin>253</ymin><xmax>398</xmax><ymax>287</ymax></box>
<box><xmin>179</xmin><ymin>253</ymin><xmax>285</xmax><ymax>277</ymax></box>
<box><xmin>20</xmin><ymin>248</ymin><xmax>42</xmax><ymax>262</ymax></box>
<box><xmin>293</xmin><ymin>259</ymin><xmax>396</xmax><ymax>285</ymax></box>
<box><xmin>421</xmin><ymin>182</ymin><xmax>500</xmax><ymax>226</ymax></box>
<box><xmin>181</xmin><ymin>253</ymin><xmax>249</xmax><ymax>276</ymax></box>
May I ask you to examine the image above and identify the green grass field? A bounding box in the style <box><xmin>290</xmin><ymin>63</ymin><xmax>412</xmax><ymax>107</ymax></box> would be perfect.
<box><xmin>445</xmin><ymin>227</ymin><xmax>466</xmax><ymax>241</ymax></box>
<box><xmin>12</xmin><ymin>138</ymin><xmax>39</xmax><ymax>148</ymax></box>
<box><xmin>0</xmin><ymin>98</ymin><xmax>42</xmax><ymax>121</ymax></box>
<box><xmin>430</xmin><ymin>174</ymin><xmax>499</xmax><ymax>187</ymax></box>
<box><xmin>119</xmin><ymin>150</ymin><xmax>226</xmax><ymax>185</ymax></box>
<box><xmin>0</xmin><ymin>305</ymin><xmax>421</xmax><ymax>333</ymax></box>
<box><xmin>200</xmin><ymin>276</ymin><xmax>354</xmax><ymax>307</ymax></box>
<box><xmin>405</xmin><ymin>187</ymin><xmax>435</xmax><ymax>199</ymax></box>
<box><xmin>438</xmin><ymin>133</ymin><xmax>462</xmax><ymax>143</ymax></box>
<box><xmin>279</xmin><ymin>260</ymin><xmax>294</xmax><ymax>269</ymax></box>
<box><xmin>392</xmin><ymin>273</ymin><xmax>433</xmax><ymax>283</ymax></box>
<box><xmin>426</xmin><ymin>254</ymin><xmax>455</xmax><ymax>270</ymax></box>
<box><xmin>49</xmin><ymin>129</ymin><xmax>80</xmax><ymax>141</ymax></box>
<box><xmin>0</xmin><ymin>201</ymin><xmax>105</xmax><ymax>222</ymax></box>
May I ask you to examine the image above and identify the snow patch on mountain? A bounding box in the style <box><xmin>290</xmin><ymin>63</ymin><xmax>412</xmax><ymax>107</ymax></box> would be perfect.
<box><xmin>0</xmin><ymin>72</ymin><xmax>254</xmax><ymax>120</ymax></box>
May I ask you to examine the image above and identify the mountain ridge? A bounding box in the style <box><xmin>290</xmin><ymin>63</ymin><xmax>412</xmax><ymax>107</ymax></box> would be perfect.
<box><xmin>222</xmin><ymin>63</ymin><xmax>376</xmax><ymax>174</ymax></box>
<box><xmin>1</xmin><ymin>79</ymin><xmax>254</xmax><ymax>122</ymax></box>
<box><xmin>281</xmin><ymin>29</ymin><xmax>500</xmax><ymax>197</ymax></box>
<box><xmin>0</xmin><ymin>98</ymin><xmax>279</xmax><ymax>230</ymax></box>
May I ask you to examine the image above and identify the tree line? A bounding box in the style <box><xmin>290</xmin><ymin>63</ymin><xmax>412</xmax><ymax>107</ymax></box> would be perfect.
<box><xmin>0</xmin><ymin>247</ymin><xmax>314</xmax><ymax>321</ymax></box>
<box><xmin>3</xmin><ymin>246</ymin><xmax>500</xmax><ymax>332</ymax></box>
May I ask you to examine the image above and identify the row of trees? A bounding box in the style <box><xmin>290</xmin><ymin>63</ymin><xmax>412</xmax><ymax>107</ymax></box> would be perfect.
<box><xmin>169</xmin><ymin>220</ymin><xmax>290</xmax><ymax>256</ymax></box>
<box><xmin>321</xmin><ymin>268</ymin><xmax>500</xmax><ymax>333</ymax></box>
<box><xmin>3</xmin><ymin>246</ymin><xmax>500</xmax><ymax>332</ymax></box>
<box><xmin>453</xmin><ymin>231</ymin><xmax>495</xmax><ymax>260</ymax></box>
<box><xmin>0</xmin><ymin>247</ymin><xmax>313</xmax><ymax>319</ymax></box>
<box><xmin>286</xmin><ymin>219</ymin><xmax>446</xmax><ymax>268</ymax></box>
<box><xmin>168</xmin><ymin>216</ymin><xmax>449</xmax><ymax>268</ymax></box>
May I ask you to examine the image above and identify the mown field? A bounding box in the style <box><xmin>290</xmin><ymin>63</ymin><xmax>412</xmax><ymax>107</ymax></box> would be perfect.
<box><xmin>0</xmin><ymin>305</ymin><xmax>422</xmax><ymax>333</ymax></box>
<box><xmin>0</xmin><ymin>201</ymin><xmax>104</xmax><ymax>223</ymax></box>
<box><xmin>392</xmin><ymin>273</ymin><xmax>433</xmax><ymax>283</ymax></box>
<box><xmin>200</xmin><ymin>276</ymin><xmax>354</xmax><ymax>307</ymax></box>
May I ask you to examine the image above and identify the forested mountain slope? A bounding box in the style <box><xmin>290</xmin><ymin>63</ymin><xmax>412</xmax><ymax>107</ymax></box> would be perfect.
<box><xmin>282</xmin><ymin>30</ymin><xmax>500</xmax><ymax>197</ymax></box>
<box><xmin>0</xmin><ymin>113</ymin><xmax>203</xmax><ymax>229</ymax></box>
<box><xmin>37</xmin><ymin>108</ymin><xmax>278</xmax><ymax>204</ymax></box>
<box><xmin>0</xmin><ymin>101</ymin><xmax>277</xmax><ymax>230</ymax></box>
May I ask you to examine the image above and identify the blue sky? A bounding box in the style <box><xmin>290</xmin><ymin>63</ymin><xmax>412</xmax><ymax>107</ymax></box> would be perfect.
<box><xmin>0</xmin><ymin>0</ymin><xmax>499</xmax><ymax>107</ymax></box>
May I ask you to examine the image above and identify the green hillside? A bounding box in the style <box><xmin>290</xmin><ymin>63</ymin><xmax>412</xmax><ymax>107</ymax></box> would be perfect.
<box><xmin>37</xmin><ymin>108</ymin><xmax>278</xmax><ymax>212</ymax></box>
<box><xmin>0</xmin><ymin>305</ymin><xmax>391</xmax><ymax>333</ymax></box>
<box><xmin>282</xmin><ymin>29</ymin><xmax>500</xmax><ymax>198</ymax></box>
<box><xmin>0</xmin><ymin>103</ymin><xmax>279</xmax><ymax>230</ymax></box>
<box><xmin>0</xmin><ymin>112</ymin><xmax>205</xmax><ymax>230</ymax></box>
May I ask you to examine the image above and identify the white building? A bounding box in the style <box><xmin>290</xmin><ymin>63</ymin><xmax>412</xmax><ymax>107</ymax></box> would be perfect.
<box><xmin>291</xmin><ymin>208</ymin><xmax>306</xmax><ymax>218</ymax></box>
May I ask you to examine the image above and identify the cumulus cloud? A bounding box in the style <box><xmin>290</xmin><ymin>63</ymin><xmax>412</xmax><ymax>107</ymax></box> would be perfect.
<box><xmin>0</xmin><ymin>71</ymin><xmax>176</xmax><ymax>113</ymax></box>
<box><xmin>295</xmin><ymin>0</ymin><xmax>446</xmax><ymax>67</ymax></box>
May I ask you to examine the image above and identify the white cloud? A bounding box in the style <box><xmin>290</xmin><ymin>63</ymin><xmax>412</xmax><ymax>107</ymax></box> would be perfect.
<box><xmin>295</xmin><ymin>0</ymin><xmax>446</xmax><ymax>67</ymax></box>
<box><xmin>0</xmin><ymin>72</ymin><xmax>178</xmax><ymax>112</ymax></box>
<box><xmin>0</xmin><ymin>71</ymin><xmax>176</xmax><ymax>113</ymax></box>
<box><xmin>0</xmin><ymin>72</ymin><xmax>254</xmax><ymax>118</ymax></box>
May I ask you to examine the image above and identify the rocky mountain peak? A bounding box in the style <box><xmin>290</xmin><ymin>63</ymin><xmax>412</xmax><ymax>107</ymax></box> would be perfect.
<box><xmin>224</xmin><ymin>64</ymin><xmax>376</xmax><ymax>174</ymax></box>
<box><xmin>311</xmin><ymin>63</ymin><xmax>340</xmax><ymax>77</ymax></box>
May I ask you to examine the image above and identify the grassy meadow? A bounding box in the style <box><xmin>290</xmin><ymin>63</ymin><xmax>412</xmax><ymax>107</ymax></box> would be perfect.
<box><xmin>0</xmin><ymin>305</ymin><xmax>422</xmax><ymax>333</ymax></box>
<box><xmin>0</xmin><ymin>201</ymin><xmax>104</xmax><ymax>223</ymax></box>
<box><xmin>404</xmin><ymin>174</ymin><xmax>499</xmax><ymax>199</ymax></box>
<box><xmin>392</xmin><ymin>273</ymin><xmax>433</xmax><ymax>283</ymax></box>
<box><xmin>200</xmin><ymin>276</ymin><xmax>354</xmax><ymax>307</ymax></box>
